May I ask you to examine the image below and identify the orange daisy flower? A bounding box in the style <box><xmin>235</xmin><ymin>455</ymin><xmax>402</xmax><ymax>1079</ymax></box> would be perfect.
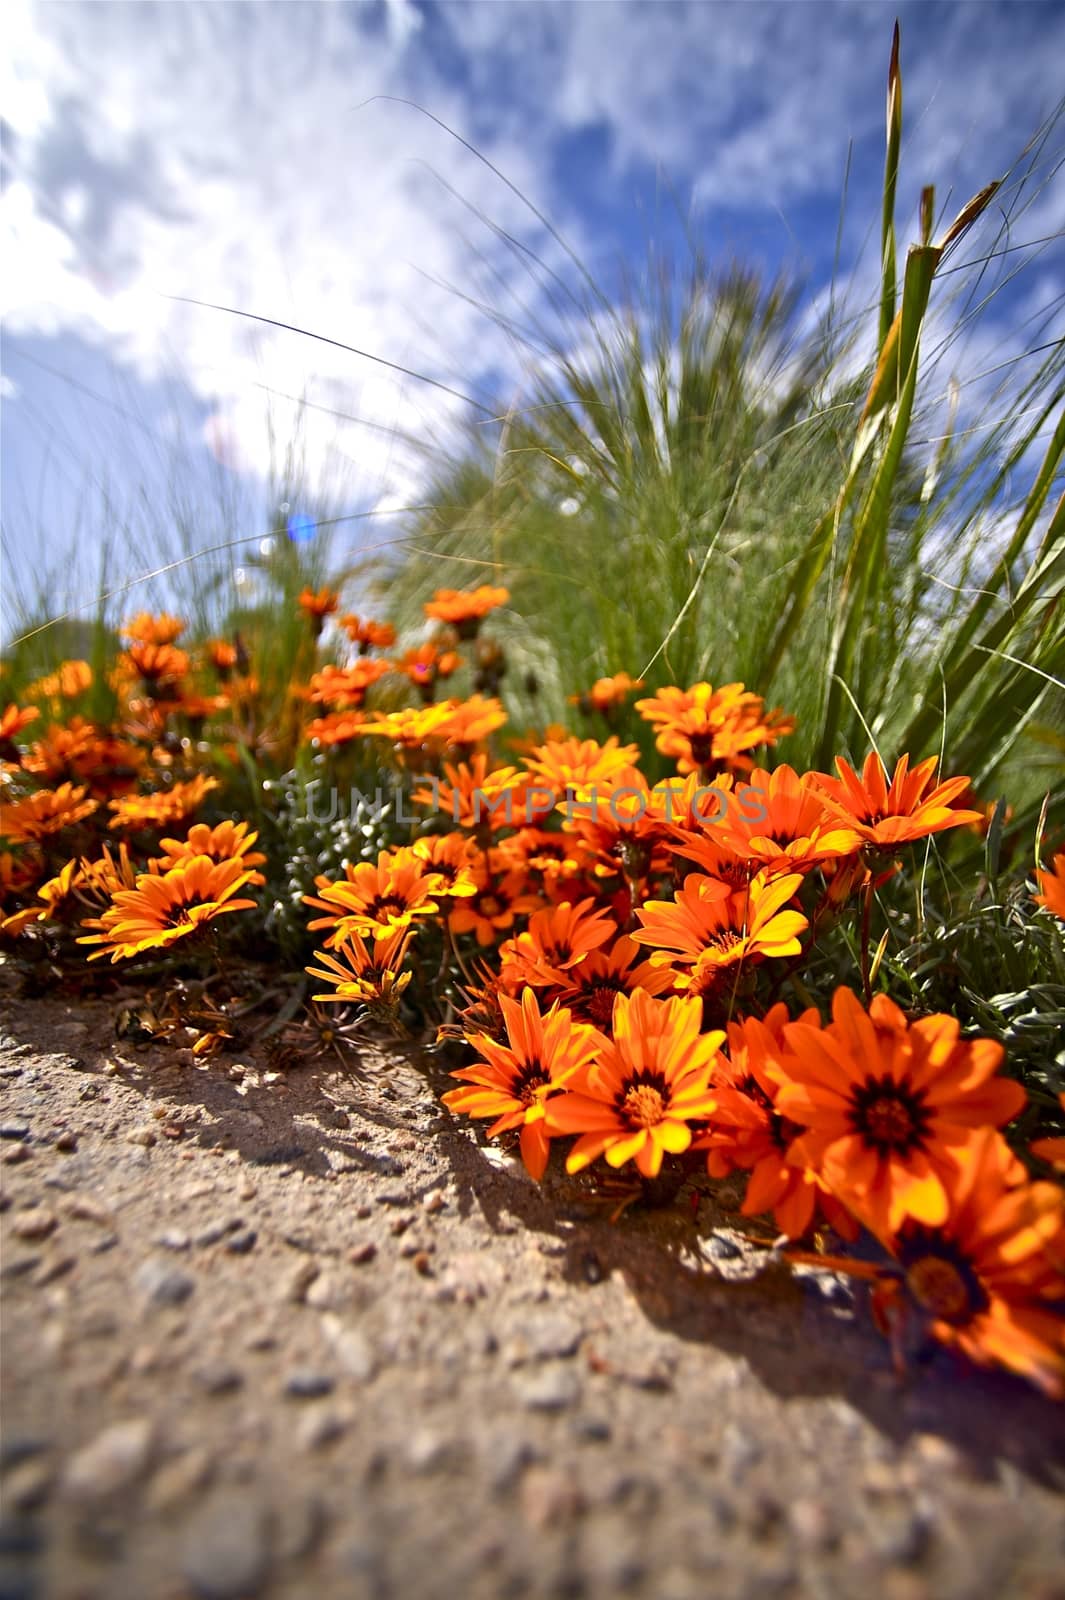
<box><xmin>435</xmin><ymin>695</ymin><xmax>509</xmax><ymax>751</ymax></box>
<box><xmin>544</xmin><ymin>988</ymin><xmax>723</xmax><ymax>1179</ymax></box>
<box><xmin>400</xmin><ymin>643</ymin><xmax>461</xmax><ymax>702</ymax></box>
<box><xmin>563</xmin><ymin>766</ymin><xmax>670</xmax><ymax>884</ymax></box>
<box><xmin>206</xmin><ymin>640</ymin><xmax>239</xmax><ymax>677</ymax></box>
<box><xmin>632</xmin><ymin>871</ymin><xmax>808</xmax><ymax>997</ymax></box>
<box><xmin>495</xmin><ymin>827</ymin><xmax>591</xmax><ymax>890</ymax></box>
<box><xmin>865</xmin><ymin>1129</ymin><xmax>1065</xmax><ymax>1396</ymax></box>
<box><xmin>410</xmin><ymin>833</ymin><xmax>480</xmax><ymax>900</ymax></box>
<box><xmin>341</xmin><ymin>615</ymin><xmax>397</xmax><ymax>654</ymax></box>
<box><xmin>107</xmin><ymin>774</ymin><xmax>220</xmax><ymax>832</ymax></box>
<box><xmin>25</xmin><ymin>660</ymin><xmax>93</xmax><ymax>701</ymax></box>
<box><xmin>810</xmin><ymin>752</ymin><xmax>982</xmax><ymax>849</ymax></box>
<box><xmin>635</xmin><ymin>682</ymin><xmax>794</xmax><ymax>776</ymax></box>
<box><xmin>777</xmin><ymin>988</ymin><xmax>1028</xmax><ymax>1238</ymax></box>
<box><xmin>696</xmin><ymin>1006</ymin><xmax>859</xmax><ymax>1240</ymax></box>
<box><xmin>306</xmin><ymin>660</ymin><xmax>392</xmax><ymax>708</ymax></box>
<box><xmin>306</xmin><ymin>709</ymin><xmax>366</xmax><ymax>748</ymax></box>
<box><xmin>306</xmin><ymin>930</ymin><xmax>413</xmax><ymax>1020</ymax></box>
<box><xmin>357</xmin><ymin>702</ymin><xmax>456</xmax><ymax>757</ymax></box>
<box><xmin>413</xmin><ymin>755</ymin><xmax>535</xmax><ymax>833</ymax></box>
<box><xmin>78</xmin><ymin>856</ymin><xmax>258</xmax><ymax>962</ymax></box>
<box><xmin>448</xmin><ymin>852</ymin><xmax>542</xmax><ymax>947</ymax></box>
<box><xmin>499</xmin><ymin>897</ymin><xmax>617</xmax><ymax>990</ymax></box>
<box><xmin>443</xmin><ymin>987</ymin><xmax>605</xmax><ymax>1180</ymax></box>
<box><xmin>570</xmin><ymin>672</ymin><xmax>644</xmax><ymax>717</ymax></box>
<box><xmin>522</xmin><ymin>736</ymin><xmax>640</xmax><ymax>799</ymax></box>
<box><xmin>21</xmin><ymin>719</ymin><xmax>144</xmax><ymax>794</ymax></box>
<box><xmin>1034</xmin><ymin>853</ymin><xmax>1065</xmax><ymax>921</ymax></box>
<box><xmin>0</xmin><ymin>783</ymin><xmax>99</xmax><ymax>843</ymax></box>
<box><xmin>0</xmin><ymin>704</ymin><xmax>40</xmax><ymax>760</ymax></box>
<box><xmin>554</xmin><ymin>933</ymin><xmax>677</xmax><ymax>1032</ymax></box>
<box><xmin>683</xmin><ymin>765</ymin><xmax>860</xmax><ymax>878</ymax></box>
<box><xmin>305</xmin><ymin>848</ymin><xmax>439</xmax><ymax>945</ymax></box>
<box><xmin>297</xmin><ymin>586</ymin><xmax>340</xmax><ymax>632</ymax></box>
<box><xmin>75</xmin><ymin>842</ymin><xmax>139</xmax><ymax>906</ymax></box>
<box><xmin>120</xmin><ymin>641</ymin><xmax>190</xmax><ymax>692</ymax></box>
<box><xmin>152</xmin><ymin>821</ymin><xmax>267</xmax><ymax>884</ymax></box>
<box><xmin>123</xmin><ymin>612</ymin><xmax>186</xmax><ymax>646</ymax></box>
<box><xmin>424</xmin><ymin>585</ymin><xmax>508</xmax><ymax>636</ymax></box>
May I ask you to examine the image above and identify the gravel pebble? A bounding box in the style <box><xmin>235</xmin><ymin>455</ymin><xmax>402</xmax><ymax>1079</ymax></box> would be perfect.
<box><xmin>180</xmin><ymin>1490</ymin><xmax>271</xmax><ymax>1600</ymax></box>
<box><xmin>63</xmin><ymin>1419</ymin><xmax>155</xmax><ymax>1503</ymax></box>
<box><xmin>513</xmin><ymin>1363</ymin><xmax>582</xmax><ymax>1412</ymax></box>
<box><xmin>193</xmin><ymin>1362</ymin><xmax>244</xmax><ymax>1396</ymax></box>
<box><xmin>225</xmin><ymin>1227</ymin><xmax>258</xmax><ymax>1255</ymax></box>
<box><xmin>135</xmin><ymin>1256</ymin><xmax>196</xmax><ymax>1308</ymax></box>
<box><xmin>284</xmin><ymin>1370</ymin><xmax>335</xmax><ymax>1400</ymax></box>
<box><xmin>11</xmin><ymin>1209</ymin><xmax>57</xmax><ymax>1242</ymax></box>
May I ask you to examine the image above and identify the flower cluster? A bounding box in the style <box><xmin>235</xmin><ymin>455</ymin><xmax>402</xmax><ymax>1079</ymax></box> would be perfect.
<box><xmin>1</xmin><ymin>576</ymin><xmax>1062</xmax><ymax>1398</ymax></box>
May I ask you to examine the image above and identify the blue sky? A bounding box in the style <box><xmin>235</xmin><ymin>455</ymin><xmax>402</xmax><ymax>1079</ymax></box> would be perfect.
<box><xmin>2</xmin><ymin>0</ymin><xmax>1063</xmax><ymax>632</ymax></box>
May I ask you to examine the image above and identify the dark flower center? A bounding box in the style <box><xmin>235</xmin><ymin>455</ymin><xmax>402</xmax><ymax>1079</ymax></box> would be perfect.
<box><xmin>900</xmin><ymin>1231</ymin><xmax>987</xmax><ymax>1324</ymax></box>
<box><xmin>617</xmin><ymin>1069</ymin><xmax>669</xmax><ymax>1129</ymax></box>
<box><xmin>849</xmin><ymin>1074</ymin><xmax>931</xmax><ymax>1156</ymax></box>
<box><xmin>515</xmin><ymin>1061</ymin><xmax>550</xmax><ymax>1106</ymax></box>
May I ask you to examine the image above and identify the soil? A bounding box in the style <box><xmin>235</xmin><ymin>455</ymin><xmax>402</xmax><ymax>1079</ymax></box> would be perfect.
<box><xmin>1</xmin><ymin>969</ymin><xmax>1063</xmax><ymax>1600</ymax></box>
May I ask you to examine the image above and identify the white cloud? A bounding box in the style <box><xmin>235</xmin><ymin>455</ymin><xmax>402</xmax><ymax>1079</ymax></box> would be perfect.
<box><xmin>1</xmin><ymin>0</ymin><xmax>1060</xmax><ymax>590</ymax></box>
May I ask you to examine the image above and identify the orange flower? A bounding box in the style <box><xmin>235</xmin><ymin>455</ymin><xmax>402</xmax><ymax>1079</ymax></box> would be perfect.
<box><xmin>341</xmin><ymin>615</ymin><xmax>396</xmax><ymax>653</ymax></box>
<box><xmin>25</xmin><ymin>660</ymin><xmax>94</xmax><ymax>700</ymax></box>
<box><xmin>570</xmin><ymin>672</ymin><xmax>643</xmax><ymax>715</ymax></box>
<box><xmin>400</xmin><ymin>643</ymin><xmax>461</xmax><ymax>701</ymax></box>
<box><xmin>632</xmin><ymin>871</ymin><xmax>808</xmax><ymax>997</ymax></box>
<box><xmin>635</xmin><ymin>682</ymin><xmax>794</xmax><ymax>776</ymax></box>
<box><xmin>21</xmin><ymin>718</ymin><xmax>143</xmax><ymax>794</ymax></box>
<box><xmin>297</xmin><ymin>586</ymin><xmax>340</xmax><ymax>626</ymax></box>
<box><xmin>0</xmin><ymin>783</ymin><xmax>98</xmax><ymax>843</ymax></box>
<box><xmin>448</xmin><ymin>851</ymin><xmax>541</xmax><ymax>947</ymax></box>
<box><xmin>499</xmin><ymin>897</ymin><xmax>617</xmax><ymax>989</ymax></box>
<box><xmin>434</xmin><ymin>695</ymin><xmax>508</xmax><ymax>751</ymax></box>
<box><xmin>522</xmin><ymin>736</ymin><xmax>640</xmax><ymax>799</ymax></box>
<box><xmin>443</xmin><ymin>987</ymin><xmax>604</xmax><ymax>1180</ymax></box>
<box><xmin>306</xmin><ymin>709</ymin><xmax>366</xmax><ymax>747</ymax></box>
<box><xmin>413</xmin><ymin>755</ymin><xmax>535</xmax><ymax>833</ymax></box>
<box><xmin>305</xmin><ymin>848</ymin><xmax>438</xmax><ymax>945</ymax></box>
<box><xmin>544</xmin><ymin>988</ymin><xmax>723</xmax><ymax>1179</ymax></box>
<box><xmin>495</xmin><ymin>827</ymin><xmax>591</xmax><ymax>890</ymax></box>
<box><xmin>76</xmin><ymin>842</ymin><xmax>139</xmax><ymax>905</ymax></box>
<box><xmin>357</xmin><ymin>702</ymin><xmax>456</xmax><ymax>756</ymax></box>
<box><xmin>681</xmin><ymin>765</ymin><xmax>860</xmax><ymax>878</ymax></box>
<box><xmin>123</xmin><ymin>612</ymin><xmax>186</xmax><ymax>645</ymax></box>
<box><xmin>870</xmin><ymin>1129</ymin><xmax>1065</xmax><ymax>1396</ymax></box>
<box><xmin>119</xmin><ymin>642</ymin><xmax>189</xmax><ymax>691</ymax></box>
<box><xmin>563</xmin><ymin>766</ymin><xmax>669</xmax><ymax>885</ymax></box>
<box><xmin>1035</xmin><ymin>853</ymin><xmax>1065</xmax><ymax>921</ymax></box>
<box><xmin>107</xmin><ymin>775</ymin><xmax>220</xmax><ymax>832</ymax></box>
<box><xmin>306</xmin><ymin>660</ymin><xmax>392</xmax><ymax>708</ymax></box>
<box><xmin>1031</xmin><ymin>1094</ymin><xmax>1065</xmax><ymax>1170</ymax></box>
<box><xmin>152</xmin><ymin>821</ymin><xmax>266</xmax><ymax>884</ymax></box>
<box><xmin>0</xmin><ymin>704</ymin><xmax>40</xmax><ymax>759</ymax></box>
<box><xmin>777</xmin><ymin>988</ymin><xmax>1028</xmax><ymax>1238</ymax></box>
<box><xmin>78</xmin><ymin>856</ymin><xmax>258</xmax><ymax>962</ymax></box>
<box><xmin>555</xmin><ymin>933</ymin><xmax>677</xmax><ymax>1032</ymax></box>
<box><xmin>206</xmin><ymin>640</ymin><xmax>239</xmax><ymax>676</ymax></box>
<box><xmin>696</xmin><ymin>1006</ymin><xmax>859</xmax><ymax>1240</ymax></box>
<box><xmin>424</xmin><ymin>585</ymin><xmax>508</xmax><ymax>635</ymax></box>
<box><xmin>810</xmin><ymin>752</ymin><xmax>982</xmax><ymax>849</ymax></box>
<box><xmin>410</xmin><ymin>833</ymin><xmax>480</xmax><ymax>900</ymax></box>
<box><xmin>306</xmin><ymin>930</ymin><xmax>413</xmax><ymax>1020</ymax></box>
